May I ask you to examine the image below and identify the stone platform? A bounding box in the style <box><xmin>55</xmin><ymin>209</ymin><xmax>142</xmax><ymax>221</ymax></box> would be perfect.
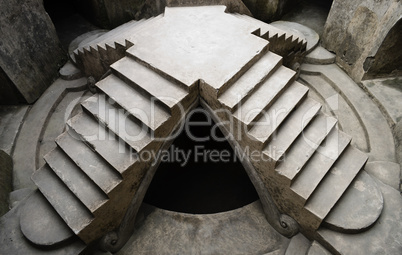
<box><xmin>0</xmin><ymin>5</ymin><xmax>401</xmax><ymax>255</ymax></box>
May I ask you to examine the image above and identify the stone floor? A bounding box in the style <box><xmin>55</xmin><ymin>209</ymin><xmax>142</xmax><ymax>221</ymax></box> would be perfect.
<box><xmin>0</xmin><ymin>3</ymin><xmax>401</xmax><ymax>255</ymax></box>
<box><xmin>117</xmin><ymin>202</ymin><xmax>291</xmax><ymax>255</ymax></box>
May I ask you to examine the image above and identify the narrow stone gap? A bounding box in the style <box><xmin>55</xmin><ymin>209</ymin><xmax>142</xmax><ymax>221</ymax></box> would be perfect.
<box><xmin>143</xmin><ymin>107</ymin><xmax>259</xmax><ymax>214</ymax></box>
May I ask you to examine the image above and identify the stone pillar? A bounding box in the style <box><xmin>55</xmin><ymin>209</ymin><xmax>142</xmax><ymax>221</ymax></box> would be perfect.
<box><xmin>322</xmin><ymin>0</ymin><xmax>402</xmax><ymax>82</ymax></box>
<box><xmin>0</xmin><ymin>0</ymin><xmax>66</xmax><ymax>104</ymax></box>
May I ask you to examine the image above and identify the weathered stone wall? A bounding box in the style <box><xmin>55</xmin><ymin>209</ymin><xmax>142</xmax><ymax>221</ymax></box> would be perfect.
<box><xmin>0</xmin><ymin>0</ymin><xmax>66</xmax><ymax>104</ymax></box>
<box><xmin>241</xmin><ymin>0</ymin><xmax>301</xmax><ymax>22</ymax></box>
<box><xmin>364</xmin><ymin>18</ymin><xmax>402</xmax><ymax>79</ymax></box>
<box><xmin>322</xmin><ymin>0</ymin><xmax>402</xmax><ymax>82</ymax></box>
<box><xmin>0</xmin><ymin>150</ymin><xmax>12</xmax><ymax>217</ymax></box>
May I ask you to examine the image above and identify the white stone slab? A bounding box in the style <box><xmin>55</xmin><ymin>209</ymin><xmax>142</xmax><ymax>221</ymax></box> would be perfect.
<box><xmin>127</xmin><ymin>6</ymin><xmax>268</xmax><ymax>89</ymax></box>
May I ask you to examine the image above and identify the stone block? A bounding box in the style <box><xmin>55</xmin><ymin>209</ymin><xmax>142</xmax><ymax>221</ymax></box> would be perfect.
<box><xmin>0</xmin><ymin>0</ymin><xmax>66</xmax><ymax>104</ymax></box>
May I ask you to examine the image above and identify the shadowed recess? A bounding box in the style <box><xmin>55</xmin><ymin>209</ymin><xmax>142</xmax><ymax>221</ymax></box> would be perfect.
<box><xmin>144</xmin><ymin>107</ymin><xmax>259</xmax><ymax>214</ymax></box>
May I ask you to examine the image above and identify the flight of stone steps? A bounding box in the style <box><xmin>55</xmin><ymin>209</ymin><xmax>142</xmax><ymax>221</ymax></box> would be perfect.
<box><xmin>31</xmin><ymin>52</ymin><xmax>197</xmax><ymax>243</ymax></box>
<box><xmin>72</xmin><ymin>14</ymin><xmax>164</xmax><ymax>80</ymax></box>
<box><xmin>204</xmin><ymin>49</ymin><xmax>378</xmax><ymax>235</ymax></box>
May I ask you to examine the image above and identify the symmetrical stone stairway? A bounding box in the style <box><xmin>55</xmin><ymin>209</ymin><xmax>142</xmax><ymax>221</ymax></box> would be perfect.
<box><xmin>26</xmin><ymin>6</ymin><xmax>384</xmax><ymax>253</ymax></box>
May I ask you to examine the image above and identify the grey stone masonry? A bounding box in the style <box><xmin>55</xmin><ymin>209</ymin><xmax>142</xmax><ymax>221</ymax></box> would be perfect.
<box><xmin>0</xmin><ymin>0</ymin><xmax>65</xmax><ymax>104</ymax></box>
<box><xmin>2</xmin><ymin>6</ymin><xmax>395</xmax><ymax>255</ymax></box>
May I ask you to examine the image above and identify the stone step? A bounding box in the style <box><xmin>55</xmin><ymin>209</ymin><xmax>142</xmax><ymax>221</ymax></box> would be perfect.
<box><xmin>96</xmin><ymin>74</ymin><xmax>171</xmax><ymax>134</ymax></box>
<box><xmin>234</xmin><ymin>66</ymin><xmax>296</xmax><ymax>129</ymax></box>
<box><xmin>67</xmin><ymin>112</ymin><xmax>137</xmax><ymax>175</ymax></box>
<box><xmin>263</xmin><ymin>98</ymin><xmax>322</xmax><ymax>163</ymax></box>
<box><xmin>31</xmin><ymin>164</ymin><xmax>94</xmax><ymax>234</ymax></box>
<box><xmin>56</xmin><ymin>131</ymin><xmax>122</xmax><ymax>194</ymax></box>
<box><xmin>77</xmin><ymin>16</ymin><xmax>162</xmax><ymax>53</ymax></box>
<box><xmin>75</xmin><ymin>19</ymin><xmax>142</xmax><ymax>54</ymax></box>
<box><xmin>211</xmin><ymin>45</ymin><xmax>271</xmax><ymax>98</ymax></box>
<box><xmin>20</xmin><ymin>190</ymin><xmax>75</xmax><ymax>247</ymax></box>
<box><xmin>94</xmin><ymin>20</ymin><xmax>140</xmax><ymax>48</ymax></box>
<box><xmin>275</xmin><ymin>114</ymin><xmax>338</xmax><ymax>185</ymax></box>
<box><xmin>291</xmin><ymin>130</ymin><xmax>351</xmax><ymax>205</ymax></box>
<box><xmin>270</xmin><ymin>21</ymin><xmax>318</xmax><ymax>54</ymax></box>
<box><xmin>248</xmin><ymin>81</ymin><xmax>308</xmax><ymax>150</ymax></box>
<box><xmin>304</xmin><ymin>145</ymin><xmax>368</xmax><ymax>222</ymax></box>
<box><xmin>110</xmin><ymin>56</ymin><xmax>188</xmax><ymax>111</ymax></box>
<box><xmin>81</xmin><ymin>94</ymin><xmax>153</xmax><ymax>153</ymax></box>
<box><xmin>323</xmin><ymin>171</ymin><xmax>383</xmax><ymax>234</ymax></box>
<box><xmin>44</xmin><ymin>149</ymin><xmax>108</xmax><ymax>213</ymax></box>
<box><xmin>218</xmin><ymin>51</ymin><xmax>283</xmax><ymax>112</ymax></box>
<box><xmin>232</xmin><ymin>13</ymin><xmax>289</xmax><ymax>40</ymax></box>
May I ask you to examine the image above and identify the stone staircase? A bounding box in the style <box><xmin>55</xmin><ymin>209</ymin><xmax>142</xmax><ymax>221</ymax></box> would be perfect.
<box><xmin>203</xmin><ymin>48</ymin><xmax>379</xmax><ymax>235</ymax></box>
<box><xmin>31</xmin><ymin>52</ymin><xmax>197</xmax><ymax>243</ymax></box>
<box><xmin>27</xmin><ymin>7</ymin><xmax>383</xmax><ymax>253</ymax></box>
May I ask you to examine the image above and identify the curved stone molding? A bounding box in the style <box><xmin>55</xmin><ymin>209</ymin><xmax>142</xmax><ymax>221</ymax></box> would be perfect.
<box><xmin>12</xmin><ymin>75</ymin><xmax>88</xmax><ymax>190</ymax></box>
<box><xmin>298</xmin><ymin>72</ymin><xmax>371</xmax><ymax>153</ymax></box>
<box><xmin>300</xmin><ymin>63</ymin><xmax>396</xmax><ymax>163</ymax></box>
<box><xmin>365</xmin><ymin>161</ymin><xmax>401</xmax><ymax>190</ymax></box>
<box><xmin>305</xmin><ymin>46</ymin><xmax>336</xmax><ymax>65</ymax></box>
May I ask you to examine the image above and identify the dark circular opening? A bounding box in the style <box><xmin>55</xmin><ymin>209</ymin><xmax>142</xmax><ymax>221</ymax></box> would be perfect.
<box><xmin>143</xmin><ymin>107</ymin><xmax>259</xmax><ymax>214</ymax></box>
